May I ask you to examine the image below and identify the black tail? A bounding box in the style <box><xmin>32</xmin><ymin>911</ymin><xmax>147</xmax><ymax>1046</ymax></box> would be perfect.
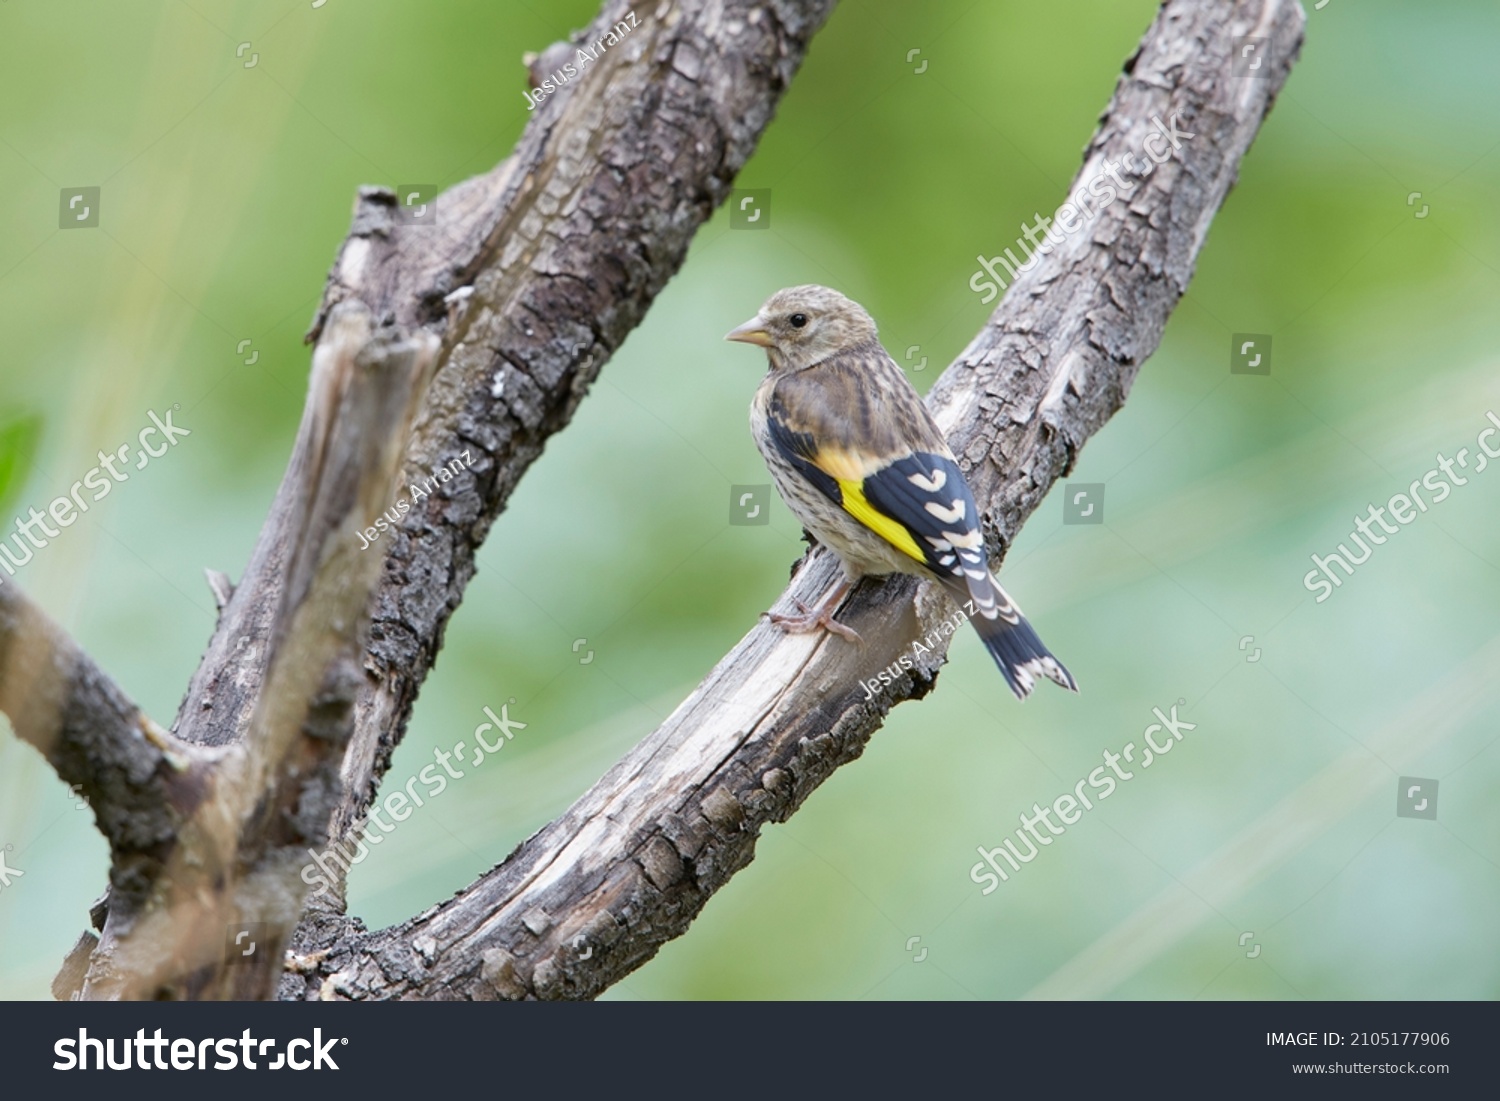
<box><xmin>955</xmin><ymin>578</ymin><xmax>1077</xmax><ymax>701</ymax></box>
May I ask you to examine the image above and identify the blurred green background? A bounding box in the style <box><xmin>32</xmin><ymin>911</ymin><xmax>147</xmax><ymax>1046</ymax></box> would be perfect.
<box><xmin>2</xmin><ymin>0</ymin><xmax>1498</xmax><ymax>1000</ymax></box>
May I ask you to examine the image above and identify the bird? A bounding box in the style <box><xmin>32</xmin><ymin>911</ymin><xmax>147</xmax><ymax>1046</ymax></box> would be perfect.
<box><xmin>725</xmin><ymin>285</ymin><xmax>1076</xmax><ymax>701</ymax></box>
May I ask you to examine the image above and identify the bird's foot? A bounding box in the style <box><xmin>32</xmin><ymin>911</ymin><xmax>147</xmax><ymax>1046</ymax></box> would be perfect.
<box><xmin>765</xmin><ymin>597</ymin><xmax>863</xmax><ymax>645</ymax></box>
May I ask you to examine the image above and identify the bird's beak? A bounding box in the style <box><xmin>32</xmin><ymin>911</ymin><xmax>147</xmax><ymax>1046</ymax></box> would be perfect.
<box><xmin>724</xmin><ymin>315</ymin><xmax>773</xmax><ymax>348</ymax></box>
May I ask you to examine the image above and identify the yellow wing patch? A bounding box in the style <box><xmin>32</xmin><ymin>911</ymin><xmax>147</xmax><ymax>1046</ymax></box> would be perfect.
<box><xmin>813</xmin><ymin>446</ymin><xmax>887</xmax><ymax>483</ymax></box>
<box><xmin>837</xmin><ymin>479</ymin><xmax>928</xmax><ymax>564</ymax></box>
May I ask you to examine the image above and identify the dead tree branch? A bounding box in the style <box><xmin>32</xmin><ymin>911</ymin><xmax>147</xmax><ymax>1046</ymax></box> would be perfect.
<box><xmin>281</xmin><ymin>0</ymin><xmax>1307</xmax><ymax>1000</ymax></box>
<box><xmin>6</xmin><ymin>0</ymin><xmax>1302</xmax><ymax>1001</ymax></box>
<box><xmin>74</xmin><ymin>305</ymin><xmax>440</xmax><ymax>1000</ymax></box>
<box><xmin>0</xmin><ymin>584</ymin><xmax>203</xmax><ymax>895</ymax></box>
<box><xmin>13</xmin><ymin>0</ymin><xmax>838</xmax><ymax>999</ymax></box>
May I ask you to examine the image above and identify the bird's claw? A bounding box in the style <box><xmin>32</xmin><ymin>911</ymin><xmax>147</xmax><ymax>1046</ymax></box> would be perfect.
<box><xmin>765</xmin><ymin>599</ymin><xmax>863</xmax><ymax>645</ymax></box>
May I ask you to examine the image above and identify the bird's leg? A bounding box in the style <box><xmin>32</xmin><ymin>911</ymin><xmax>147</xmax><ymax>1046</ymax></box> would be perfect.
<box><xmin>764</xmin><ymin>578</ymin><xmax>862</xmax><ymax>644</ymax></box>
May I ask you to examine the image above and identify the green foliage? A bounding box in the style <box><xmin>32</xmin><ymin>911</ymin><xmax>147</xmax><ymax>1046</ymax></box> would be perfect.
<box><xmin>0</xmin><ymin>413</ymin><xmax>41</xmax><ymax>518</ymax></box>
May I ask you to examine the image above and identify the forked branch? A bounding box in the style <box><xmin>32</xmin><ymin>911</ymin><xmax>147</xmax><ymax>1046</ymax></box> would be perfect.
<box><xmin>283</xmin><ymin>0</ymin><xmax>1306</xmax><ymax>1001</ymax></box>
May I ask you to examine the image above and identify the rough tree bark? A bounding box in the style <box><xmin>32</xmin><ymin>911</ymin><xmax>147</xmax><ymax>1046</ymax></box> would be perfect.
<box><xmin>0</xmin><ymin>0</ymin><xmax>1303</xmax><ymax>1001</ymax></box>
<box><xmin>19</xmin><ymin>0</ymin><xmax>840</xmax><ymax>1000</ymax></box>
<box><xmin>282</xmin><ymin>0</ymin><xmax>1306</xmax><ymax>1000</ymax></box>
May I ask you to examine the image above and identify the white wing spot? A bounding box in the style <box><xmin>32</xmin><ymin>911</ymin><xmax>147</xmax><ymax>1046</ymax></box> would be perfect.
<box><xmin>924</xmin><ymin>498</ymin><xmax>966</xmax><ymax>524</ymax></box>
<box><xmin>942</xmin><ymin>529</ymin><xmax>984</xmax><ymax>549</ymax></box>
<box><xmin>908</xmin><ymin>468</ymin><xmax>947</xmax><ymax>492</ymax></box>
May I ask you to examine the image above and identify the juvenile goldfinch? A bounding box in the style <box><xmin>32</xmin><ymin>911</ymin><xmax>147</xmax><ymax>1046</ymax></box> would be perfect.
<box><xmin>726</xmin><ymin>285</ymin><xmax>1076</xmax><ymax>701</ymax></box>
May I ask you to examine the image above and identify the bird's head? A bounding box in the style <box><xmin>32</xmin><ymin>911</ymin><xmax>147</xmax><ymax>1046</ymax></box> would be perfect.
<box><xmin>724</xmin><ymin>285</ymin><xmax>878</xmax><ymax>372</ymax></box>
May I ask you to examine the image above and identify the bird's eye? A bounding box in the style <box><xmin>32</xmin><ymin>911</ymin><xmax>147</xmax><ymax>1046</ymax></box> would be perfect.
<box><xmin>789</xmin><ymin>313</ymin><xmax>808</xmax><ymax>329</ymax></box>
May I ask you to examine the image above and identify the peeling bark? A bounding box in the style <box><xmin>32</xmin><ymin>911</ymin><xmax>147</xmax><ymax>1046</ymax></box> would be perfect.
<box><xmin>1</xmin><ymin>0</ymin><xmax>1303</xmax><ymax>1002</ymax></box>
<box><xmin>282</xmin><ymin>0</ymin><xmax>1306</xmax><ymax>1001</ymax></box>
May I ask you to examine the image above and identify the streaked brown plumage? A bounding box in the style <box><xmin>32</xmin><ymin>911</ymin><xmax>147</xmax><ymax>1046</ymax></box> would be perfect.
<box><xmin>727</xmin><ymin>285</ymin><xmax>1076</xmax><ymax>700</ymax></box>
